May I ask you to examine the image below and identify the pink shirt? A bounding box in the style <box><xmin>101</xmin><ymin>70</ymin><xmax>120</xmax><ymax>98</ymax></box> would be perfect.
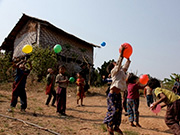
<box><xmin>127</xmin><ymin>83</ymin><xmax>145</xmax><ymax>99</ymax></box>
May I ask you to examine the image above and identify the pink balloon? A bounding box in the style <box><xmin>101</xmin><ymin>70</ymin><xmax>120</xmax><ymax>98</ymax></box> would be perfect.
<box><xmin>151</xmin><ymin>104</ymin><xmax>161</xmax><ymax>114</ymax></box>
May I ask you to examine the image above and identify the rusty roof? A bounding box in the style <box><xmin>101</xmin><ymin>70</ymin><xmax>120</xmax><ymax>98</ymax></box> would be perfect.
<box><xmin>0</xmin><ymin>14</ymin><xmax>100</xmax><ymax>51</ymax></box>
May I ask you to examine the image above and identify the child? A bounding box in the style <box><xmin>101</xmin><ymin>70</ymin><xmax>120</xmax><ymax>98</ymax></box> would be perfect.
<box><xmin>9</xmin><ymin>59</ymin><xmax>32</xmax><ymax>112</ymax></box>
<box><xmin>105</xmin><ymin>73</ymin><xmax>112</xmax><ymax>96</ymax></box>
<box><xmin>144</xmin><ymin>85</ymin><xmax>153</xmax><ymax>107</ymax></box>
<box><xmin>174</xmin><ymin>77</ymin><xmax>180</xmax><ymax>89</ymax></box>
<box><xmin>148</xmin><ymin>78</ymin><xmax>180</xmax><ymax>135</ymax></box>
<box><xmin>55</xmin><ymin>65</ymin><xmax>69</xmax><ymax>116</ymax></box>
<box><xmin>122</xmin><ymin>89</ymin><xmax>128</xmax><ymax>116</ymax></box>
<box><xmin>45</xmin><ymin>68</ymin><xmax>56</xmax><ymax>107</ymax></box>
<box><xmin>76</xmin><ymin>72</ymin><xmax>85</xmax><ymax>106</ymax></box>
<box><xmin>104</xmin><ymin>47</ymin><xmax>131</xmax><ymax>135</ymax></box>
<box><xmin>127</xmin><ymin>73</ymin><xmax>145</xmax><ymax>127</ymax></box>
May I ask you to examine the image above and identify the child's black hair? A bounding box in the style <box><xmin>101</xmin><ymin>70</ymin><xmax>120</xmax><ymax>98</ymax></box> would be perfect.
<box><xmin>127</xmin><ymin>73</ymin><xmax>138</xmax><ymax>83</ymax></box>
<box><xmin>78</xmin><ymin>71</ymin><xmax>83</xmax><ymax>77</ymax></box>
<box><xmin>147</xmin><ymin>78</ymin><xmax>161</xmax><ymax>89</ymax></box>
<box><xmin>106</xmin><ymin>62</ymin><xmax>115</xmax><ymax>73</ymax></box>
<box><xmin>59</xmin><ymin>65</ymin><xmax>66</xmax><ymax>69</ymax></box>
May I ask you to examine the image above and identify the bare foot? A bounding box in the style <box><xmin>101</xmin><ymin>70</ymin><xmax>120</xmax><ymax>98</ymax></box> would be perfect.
<box><xmin>107</xmin><ymin>126</ymin><xmax>114</xmax><ymax>135</ymax></box>
<box><xmin>130</xmin><ymin>122</ymin><xmax>136</xmax><ymax>127</ymax></box>
<box><xmin>114</xmin><ymin>127</ymin><xmax>123</xmax><ymax>135</ymax></box>
<box><xmin>136</xmin><ymin>123</ymin><xmax>142</xmax><ymax>127</ymax></box>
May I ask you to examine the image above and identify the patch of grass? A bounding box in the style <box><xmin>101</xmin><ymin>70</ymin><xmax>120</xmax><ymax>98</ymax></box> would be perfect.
<box><xmin>37</xmin><ymin>107</ymin><xmax>43</xmax><ymax>111</ymax></box>
<box><xmin>0</xmin><ymin>129</ymin><xmax>5</xmax><ymax>132</ymax></box>
<box><xmin>100</xmin><ymin>124</ymin><xmax>107</xmax><ymax>132</ymax></box>
<box><xmin>17</xmin><ymin>104</ymin><xmax>21</xmax><ymax>109</ymax></box>
<box><xmin>4</xmin><ymin>123</ymin><xmax>9</xmax><ymax>128</ymax></box>
<box><xmin>65</xmin><ymin>126</ymin><xmax>74</xmax><ymax>131</ymax></box>
<box><xmin>0</xmin><ymin>94</ymin><xmax>11</xmax><ymax>100</ymax></box>
<box><xmin>32</xmin><ymin>98</ymin><xmax>37</xmax><ymax>101</ymax></box>
<box><xmin>123</xmin><ymin>130</ymin><xmax>139</xmax><ymax>135</ymax></box>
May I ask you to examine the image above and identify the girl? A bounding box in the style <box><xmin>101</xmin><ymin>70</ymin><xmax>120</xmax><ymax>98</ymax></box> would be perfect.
<box><xmin>144</xmin><ymin>85</ymin><xmax>153</xmax><ymax>107</ymax></box>
<box><xmin>127</xmin><ymin>73</ymin><xmax>145</xmax><ymax>127</ymax></box>
<box><xmin>55</xmin><ymin>65</ymin><xmax>69</xmax><ymax>116</ymax></box>
<box><xmin>45</xmin><ymin>68</ymin><xmax>56</xmax><ymax>107</ymax></box>
<box><xmin>104</xmin><ymin>47</ymin><xmax>131</xmax><ymax>135</ymax></box>
<box><xmin>148</xmin><ymin>78</ymin><xmax>180</xmax><ymax>135</ymax></box>
<box><xmin>76</xmin><ymin>72</ymin><xmax>85</xmax><ymax>106</ymax></box>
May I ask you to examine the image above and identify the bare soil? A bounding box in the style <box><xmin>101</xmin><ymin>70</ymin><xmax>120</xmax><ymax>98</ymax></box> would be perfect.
<box><xmin>0</xmin><ymin>81</ymin><xmax>173</xmax><ymax>135</ymax></box>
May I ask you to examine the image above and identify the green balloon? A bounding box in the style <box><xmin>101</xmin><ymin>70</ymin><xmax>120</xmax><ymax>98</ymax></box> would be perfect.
<box><xmin>54</xmin><ymin>44</ymin><xmax>62</xmax><ymax>53</ymax></box>
<box><xmin>69</xmin><ymin>77</ymin><xmax>75</xmax><ymax>83</ymax></box>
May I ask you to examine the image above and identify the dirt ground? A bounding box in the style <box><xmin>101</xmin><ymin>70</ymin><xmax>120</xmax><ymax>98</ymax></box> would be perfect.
<box><xmin>0</xmin><ymin>81</ymin><xmax>174</xmax><ymax>135</ymax></box>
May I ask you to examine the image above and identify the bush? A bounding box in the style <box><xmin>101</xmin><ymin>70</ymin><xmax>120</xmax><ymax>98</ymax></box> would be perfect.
<box><xmin>29</xmin><ymin>46</ymin><xmax>58</xmax><ymax>81</ymax></box>
<box><xmin>0</xmin><ymin>52</ymin><xmax>13</xmax><ymax>82</ymax></box>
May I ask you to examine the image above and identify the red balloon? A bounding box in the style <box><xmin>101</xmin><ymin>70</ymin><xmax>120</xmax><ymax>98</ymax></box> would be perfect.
<box><xmin>139</xmin><ymin>74</ymin><xmax>149</xmax><ymax>85</ymax></box>
<box><xmin>119</xmin><ymin>43</ymin><xmax>133</xmax><ymax>58</ymax></box>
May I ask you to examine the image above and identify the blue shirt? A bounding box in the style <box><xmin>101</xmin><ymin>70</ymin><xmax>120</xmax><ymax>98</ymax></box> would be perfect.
<box><xmin>15</xmin><ymin>68</ymin><xmax>30</xmax><ymax>88</ymax></box>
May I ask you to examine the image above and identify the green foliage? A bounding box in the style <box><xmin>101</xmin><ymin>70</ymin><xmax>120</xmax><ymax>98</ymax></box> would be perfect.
<box><xmin>29</xmin><ymin>46</ymin><xmax>57</xmax><ymax>81</ymax></box>
<box><xmin>162</xmin><ymin>73</ymin><xmax>180</xmax><ymax>89</ymax></box>
<box><xmin>91</xmin><ymin>60</ymin><xmax>114</xmax><ymax>86</ymax></box>
<box><xmin>0</xmin><ymin>52</ymin><xmax>13</xmax><ymax>82</ymax></box>
<box><xmin>100</xmin><ymin>124</ymin><xmax>107</xmax><ymax>132</ymax></box>
<box><xmin>97</xmin><ymin>60</ymin><xmax>115</xmax><ymax>77</ymax></box>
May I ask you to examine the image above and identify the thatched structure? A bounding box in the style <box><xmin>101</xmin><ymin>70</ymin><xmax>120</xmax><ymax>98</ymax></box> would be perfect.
<box><xmin>0</xmin><ymin>14</ymin><xmax>100</xmax><ymax>74</ymax></box>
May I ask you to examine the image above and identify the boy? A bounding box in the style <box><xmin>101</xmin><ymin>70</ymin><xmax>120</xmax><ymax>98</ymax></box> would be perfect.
<box><xmin>148</xmin><ymin>78</ymin><xmax>180</xmax><ymax>135</ymax></box>
<box><xmin>55</xmin><ymin>65</ymin><xmax>69</xmax><ymax>116</ymax></box>
<box><xmin>9</xmin><ymin>59</ymin><xmax>32</xmax><ymax>112</ymax></box>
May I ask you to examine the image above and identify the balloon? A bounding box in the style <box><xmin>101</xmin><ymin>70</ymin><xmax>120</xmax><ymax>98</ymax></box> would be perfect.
<box><xmin>139</xmin><ymin>74</ymin><xmax>149</xmax><ymax>85</ymax></box>
<box><xmin>119</xmin><ymin>43</ymin><xmax>133</xmax><ymax>58</ymax></box>
<box><xmin>22</xmin><ymin>44</ymin><xmax>33</xmax><ymax>54</ymax></box>
<box><xmin>69</xmin><ymin>77</ymin><xmax>75</xmax><ymax>83</ymax></box>
<box><xmin>101</xmin><ymin>42</ymin><xmax>106</xmax><ymax>47</ymax></box>
<box><xmin>150</xmin><ymin>104</ymin><xmax>161</xmax><ymax>114</ymax></box>
<box><xmin>53</xmin><ymin>44</ymin><xmax>62</xmax><ymax>53</ymax></box>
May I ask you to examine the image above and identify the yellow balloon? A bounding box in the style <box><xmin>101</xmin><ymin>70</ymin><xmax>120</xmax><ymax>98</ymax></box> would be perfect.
<box><xmin>22</xmin><ymin>44</ymin><xmax>33</xmax><ymax>54</ymax></box>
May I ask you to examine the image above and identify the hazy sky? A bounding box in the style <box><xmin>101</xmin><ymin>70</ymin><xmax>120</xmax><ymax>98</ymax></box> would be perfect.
<box><xmin>0</xmin><ymin>0</ymin><xmax>180</xmax><ymax>80</ymax></box>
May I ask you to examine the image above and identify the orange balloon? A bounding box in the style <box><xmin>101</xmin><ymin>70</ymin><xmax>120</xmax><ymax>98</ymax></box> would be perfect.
<box><xmin>119</xmin><ymin>43</ymin><xmax>133</xmax><ymax>58</ymax></box>
<box><xmin>139</xmin><ymin>74</ymin><xmax>149</xmax><ymax>85</ymax></box>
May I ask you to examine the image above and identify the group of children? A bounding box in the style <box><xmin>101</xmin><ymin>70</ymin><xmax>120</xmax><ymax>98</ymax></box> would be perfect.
<box><xmin>8</xmin><ymin>46</ymin><xmax>180</xmax><ymax>135</ymax></box>
<box><xmin>45</xmin><ymin>66</ymin><xmax>86</xmax><ymax>116</ymax></box>
<box><xmin>9</xmin><ymin>60</ymin><xmax>86</xmax><ymax>116</ymax></box>
<box><xmin>103</xmin><ymin>46</ymin><xmax>180</xmax><ymax>135</ymax></box>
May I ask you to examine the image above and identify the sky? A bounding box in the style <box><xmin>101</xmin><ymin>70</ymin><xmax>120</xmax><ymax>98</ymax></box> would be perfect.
<box><xmin>0</xmin><ymin>0</ymin><xmax>180</xmax><ymax>80</ymax></box>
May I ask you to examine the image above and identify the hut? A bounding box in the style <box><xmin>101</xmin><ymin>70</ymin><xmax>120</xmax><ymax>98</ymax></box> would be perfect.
<box><xmin>0</xmin><ymin>14</ymin><xmax>100</xmax><ymax>74</ymax></box>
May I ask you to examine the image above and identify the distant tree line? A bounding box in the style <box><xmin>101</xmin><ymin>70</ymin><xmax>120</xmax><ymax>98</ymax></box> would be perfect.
<box><xmin>0</xmin><ymin>47</ymin><xmax>179</xmax><ymax>89</ymax></box>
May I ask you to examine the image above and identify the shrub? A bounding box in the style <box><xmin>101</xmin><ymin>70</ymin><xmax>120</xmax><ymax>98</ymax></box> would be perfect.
<box><xmin>29</xmin><ymin>46</ymin><xmax>58</xmax><ymax>82</ymax></box>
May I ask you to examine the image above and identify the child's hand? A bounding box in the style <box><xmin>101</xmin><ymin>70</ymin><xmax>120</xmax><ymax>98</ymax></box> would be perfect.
<box><xmin>120</xmin><ymin>46</ymin><xmax>125</xmax><ymax>57</ymax></box>
<box><xmin>150</xmin><ymin>103</ymin><xmax>157</xmax><ymax>110</ymax></box>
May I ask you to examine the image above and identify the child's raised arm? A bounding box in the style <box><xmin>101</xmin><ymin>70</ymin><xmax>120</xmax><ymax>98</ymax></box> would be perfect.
<box><xmin>122</xmin><ymin>58</ymin><xmax>131</xmax><ymax>73</ymax></box>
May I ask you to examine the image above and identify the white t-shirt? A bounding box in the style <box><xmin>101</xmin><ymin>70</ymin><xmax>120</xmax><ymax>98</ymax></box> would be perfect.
<box><xmin>110</xmin><ymin>56</ymin><xmax>131</xmax><ymax>91</ymax></box>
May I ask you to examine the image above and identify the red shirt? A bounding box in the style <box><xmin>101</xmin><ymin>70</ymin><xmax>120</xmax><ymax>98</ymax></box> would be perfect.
<box><xmin>127</xmin><ymin>83</ymin><xmax>145</xmax><ymax>99</ymax></box>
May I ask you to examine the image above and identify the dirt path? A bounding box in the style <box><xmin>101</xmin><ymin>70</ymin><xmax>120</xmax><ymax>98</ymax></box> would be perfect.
<box><xmin>0</xmin><ymin>83</ymin><xmax>173</xmax><ymax>135</ymax></box>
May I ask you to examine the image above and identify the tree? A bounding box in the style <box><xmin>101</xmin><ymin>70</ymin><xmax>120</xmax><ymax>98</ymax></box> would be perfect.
<box><xmin>91</xmin><ymin>59</ymin><xmax>115</xmax><ymax>86</ymax></box>
<box><xmin>29</xmin><ymin>46</ymin><xmax>57</xmax><ymax>81</ymax></box>
<box><xmin>162</xmin><ymin>73</ymin><xmax>180</xmax><ymax>89</ymax></box>
<box><xmin>0</xmin><ymin>52</ymin><xmax>13</xmax><ymax>82</ymax></box>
